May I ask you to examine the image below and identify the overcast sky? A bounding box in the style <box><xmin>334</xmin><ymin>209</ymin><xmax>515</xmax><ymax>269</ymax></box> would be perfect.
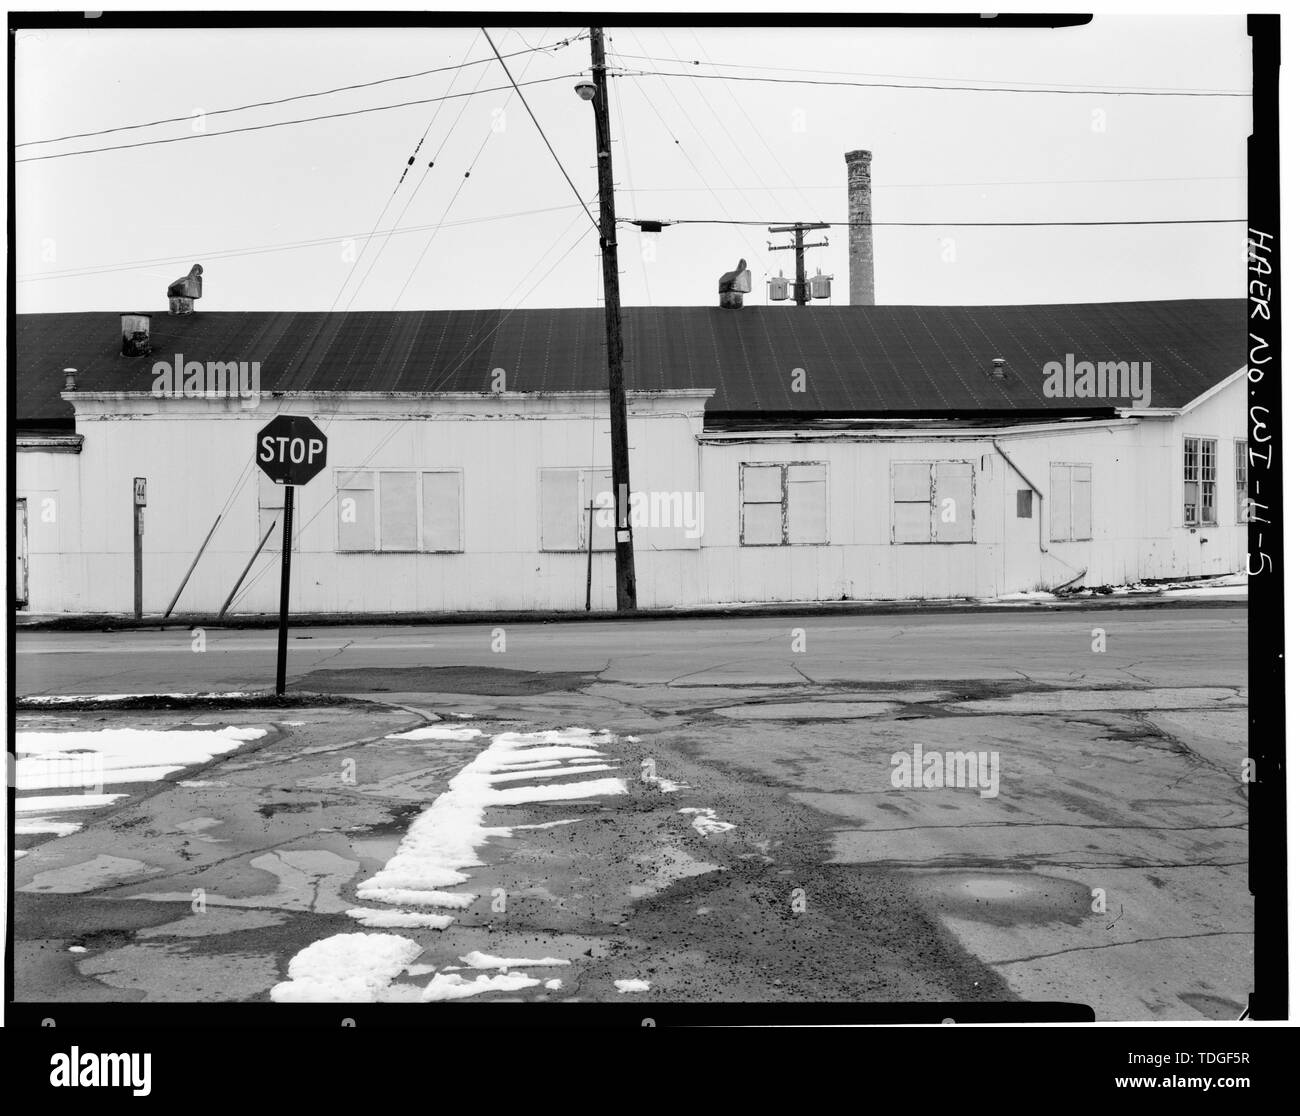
<box><xmin>15</xmin><ymin>16</ymin><xmax>1251</xmax><ymax>314</ymax></box>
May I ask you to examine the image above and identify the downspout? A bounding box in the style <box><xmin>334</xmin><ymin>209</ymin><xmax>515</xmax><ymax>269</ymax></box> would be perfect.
<box><xmin>992</xmin><ymin>438</ymin><xmax>1087</xmax><ymax>592</ymax></box>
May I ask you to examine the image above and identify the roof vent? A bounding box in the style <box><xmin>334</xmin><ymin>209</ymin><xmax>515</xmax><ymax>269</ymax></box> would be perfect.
<box><xmin>718</xmin><ymin>258</ymin><xmax>751</xmax><ymax>310</ymax></box>
<box><xmin>991</xmin><ymin>357</ymin><xmax>1007</xmax><ymax>379</ymax></box>
<box><xmin>121</xmin><ymin>313</ymin><xmax>152</xmax><ymax>356</ymax></box>
<box><xmin>167</xmin><ymin>263</ymin><xmax>203</xmax><ymax>314</ymax></box>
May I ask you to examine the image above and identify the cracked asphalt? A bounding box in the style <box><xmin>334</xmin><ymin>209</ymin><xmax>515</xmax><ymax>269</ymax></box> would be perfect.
<box><xmin>12</xmin><ymin>605</ymin><xmax>1249</xmax><ymax>1017</ymax></box>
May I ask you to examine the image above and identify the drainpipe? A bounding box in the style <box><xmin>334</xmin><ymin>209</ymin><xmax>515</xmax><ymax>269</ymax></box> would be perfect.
<box><xmin>992</xmin><ymin>439</ymin><xmax>1087</xmax><ymax>592</ymax></box>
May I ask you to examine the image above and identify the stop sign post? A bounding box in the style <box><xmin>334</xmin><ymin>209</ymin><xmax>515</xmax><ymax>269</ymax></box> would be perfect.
<box><xmin>256</xmin><ymin>416</ymin><xmax>328</xmax><ymax>695</ymax></box>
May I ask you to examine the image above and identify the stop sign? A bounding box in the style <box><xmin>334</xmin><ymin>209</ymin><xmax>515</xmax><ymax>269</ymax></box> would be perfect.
<box><xmin>256</xmin><ymin>415</ymin><xmax>328</xmax><ymax>486</ymax></box>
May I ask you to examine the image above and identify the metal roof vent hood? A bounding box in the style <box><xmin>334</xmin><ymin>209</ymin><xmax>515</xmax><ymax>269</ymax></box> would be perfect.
<box><xmin>718</xmin><ymin>258</ymin><xmax>751</xmax><ymax>309</ymax></box>
<box><xmin>167</xmin><ymin>263</ymin><xmax>203</xmax><ymax>314</ymax></box>
<box><xmin>120</xmin><ymin>313</ymin><xmax>151</xmax><ymax>356</ymax></box>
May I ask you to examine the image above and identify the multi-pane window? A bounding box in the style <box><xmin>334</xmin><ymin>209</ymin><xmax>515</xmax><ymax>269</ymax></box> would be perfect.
<box><xmin>1049</xmin><ymin>464</ymin><xmax>1092</xmax><ymax>542</ymax></box>
<box><xmin>1235</xmin><ymin>439</ymin><xmax>1249</xmax><ymax>523</ymax></box>
<box><xmin>1183</xmin><ymin>437</ymin><xmax>1217</xmax><ymax>526</ymax></box>
<box><xmin>539</xmin><ymin>468</ymin><xmax>615</xmax><ymax>552</ymax></box>
<box><xmin>890</xmin><ymin>461</ymin><xmax>974</xmax><ymax>544</ymax></box>
<box><xmin>739</xmin><ymin>463</ymin><xmax>827</xmax><ymax>545</ymax></box>
<box><xmin>336</xmin><ymin>469</ymin><xmax>462</xmax><ymax>552</ymax></box>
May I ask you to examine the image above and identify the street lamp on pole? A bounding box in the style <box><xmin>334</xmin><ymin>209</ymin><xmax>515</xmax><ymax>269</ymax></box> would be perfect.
<box><xmin>578</xmin><ymin>27</ymin><xmax>637</xmax><ymax>611</ymax></box>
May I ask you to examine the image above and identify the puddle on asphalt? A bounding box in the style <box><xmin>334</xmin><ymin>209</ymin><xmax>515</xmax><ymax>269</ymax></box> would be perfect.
<box><xmin>715</xmin><ymin>701</ymin><xmax>900</xmax><ymax>721</ymax></box>
<box><xmin>629</xmin><ymin>846</ymin><xmax>722</xmax><ymax>898</ymax></box>
<box><xmin>909</xmin><ymin>870</ymin><xmax>1093</xmax><ymax>927</ymax></box>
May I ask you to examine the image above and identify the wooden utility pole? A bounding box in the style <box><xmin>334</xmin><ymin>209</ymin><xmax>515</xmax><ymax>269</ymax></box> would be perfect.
<box><xmin>769</xmin><ymin>223</ymin><xmax>829</xmax><ymax>306</ymax></box>
<box><xmin>590</xmin><ymin>27</ymin><xmax>637</xmax><ymax>610</ymax></box>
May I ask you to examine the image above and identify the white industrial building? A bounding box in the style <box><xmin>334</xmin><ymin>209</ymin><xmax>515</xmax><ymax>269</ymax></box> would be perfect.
<box><xmin>15</xmin><ymin>291</ymin><xmax>1246</xmax><ymax>616</ymax></box>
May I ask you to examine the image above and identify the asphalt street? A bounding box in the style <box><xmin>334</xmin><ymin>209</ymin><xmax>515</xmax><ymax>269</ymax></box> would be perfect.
<box><xmin>16</xmin><ymin>606</ymin><xmax>1247</xmax><ymax>695</ymax></box>
<box><xmin>13</xmin><ymin>604</ymin><xmax>1249</xmax><ymax>1017</ymax></box>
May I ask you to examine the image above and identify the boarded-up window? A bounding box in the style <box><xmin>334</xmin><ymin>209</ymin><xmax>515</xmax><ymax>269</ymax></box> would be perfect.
<box><xmin>257</xmin><ymin>471</ymin><xmax>285</xmax><ymax>546</ymax></box>
<box><xmin>336</xmin><ymin>470</ymin><xmax>376</xmax><ymax>552</ymax></box>
<box><xmin>934</xmin><ymin>462</ymin><xmax>974</xmax><ymax>543</ymax></box>
<box><xmin>787</xmin><ymin>464</ymin><xmax>828</xmax><ymax>544</ymax></box>
<box><xmin>540</xmin><ymin>469</ymin><xmax>582</xmax><ymax>551</ymax></box>
<box><xmin>1050</xmin><ymin>464</ymin><xmax>1092</xmax><ymax>541</ymax></box>
<box><xmin>422</xmin><ymin>471</ymin><xmax>461</xmax><ymax>551</ymax></box>
<box><xmin>336</xmin><ymin>470</ymin><xmax>462</xmax><ymax>553</ymax></box>
<box><xmin>891</xmin><ymin>461</ymin><xmax>974</xmax><ymax>543</ymax></box>
<box><xmin>583</xmin><ymin>468</ymin><xmax>616</xmax><ymax>553</ymax></box>
<box><xmin>379</xmin><ymin>472</ymin><xmax>419</xmax><ymax>551</ymax></box>
<box><xmin>539</xmin><ymin>468</ymin><xmax>617</xmax><ymax>552</ymax></box>
<box><xmin>740</xmin><ymin>463</ymin><xmax>827</xmax><ymax>546</ymax></box>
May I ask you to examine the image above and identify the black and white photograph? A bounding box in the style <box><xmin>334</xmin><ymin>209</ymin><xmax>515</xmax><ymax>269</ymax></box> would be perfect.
<box><xmin>3</xmin><ymin>3</ymin><xmax>1288</xmax><ymax>1083</ymax></box>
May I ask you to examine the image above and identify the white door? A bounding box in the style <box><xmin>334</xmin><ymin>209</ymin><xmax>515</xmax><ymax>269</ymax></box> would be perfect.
<box><xmin>16</xmin><ymin>499</ymin><xmax>28</xmax><ymax>607</ymax></box>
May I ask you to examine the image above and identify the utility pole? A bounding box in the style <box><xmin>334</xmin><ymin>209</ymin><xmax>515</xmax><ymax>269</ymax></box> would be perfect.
<box><xmin>768</xmin><ymin>223</ymin><xmax>829</xmax><ymax>306</ymax></box>
<box><xmin>589</xmin><ymin>27</ymin><xmax>637</xmax><ymax>610</ymax></box>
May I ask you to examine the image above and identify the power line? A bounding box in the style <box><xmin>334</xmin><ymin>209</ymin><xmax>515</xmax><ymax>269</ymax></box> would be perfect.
<box><xmin>631</xmin><ymin>217</ymin><xmax>1247</xmax><ymax>228</ymax></box>
<box><xmin>613</xmin><ymin>67</ymin><xmax>1252</xmax><ymax>98</ymax></box>
<box><xmin>330</xmin><ymin>32</ymin><xmax>487</xmax><ymax>314</ymax></box>
<box><xmin>16</xmin><ymin>33</ymin><xmax>587</xmax><ymax>148</ymax></box>
<box><xmin>15</xmin><ymin>73</ymin><xmax>584</xmax><ymax>164</ymax></box>
<box><xmin>342</xmin><ymin>31</ymin><xmax>493</xmax><ymax>312</ymax></box>
<box><xmin>618</xmin><ymin>174</ymin><xmax>1247</xmax><ymax>192</ymax></box>
<box><xmin>619</xmin><ymin>30</ymin><xmax>753</xmax><ymax>257</ymax></box>
<box><xmin>225</xmin><ymin>219</ymin><xmax>595</xmax><ymax>614</ymax></box>
<box><xmin>481</xmin><ymin>27</ymin><xmax>599</xmax><ymax>231</ymax></box>
<box><xmin>685</xmin><ymin>29</ymin><xmax>824</xmax><ymax>224</ymax></box>
<box><xmin>606</xmin><ymin>51</ymin><xmax>1250</xmax><ymax>96</ymax></box>
<box><xmin>647</xmin><ymin>32</ymin><xmax>793</xmax><ymax>223</ymax></box>
<box><xmin>17</xmin><ymin>204</ymin><xmax>582</xmax><ymax>283</ymax></box>
<box><xmin>389</xmin><ymin>26</ymin><xmax>571</xmax><ymax>309</ymax></box>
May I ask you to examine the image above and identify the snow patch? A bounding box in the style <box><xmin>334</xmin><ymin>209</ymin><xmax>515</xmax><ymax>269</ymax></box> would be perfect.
<box><xmin>269</xmin><ymin>933</ymin><xmax>424</xmax><ymax>1002</ymax></box>
<box><xmin>345</xmin><ymin>907</ymin><xmax>455</xmax><ymax>930</ymax></box>
<box><xmin>15</xmin><ymin>725</ymin><xmax>266</xmax><ymax>790</ymax></box>
<box><xmin>386</xmin><ymin>726</ymin><xmax>484</xmax><ymax>742</ymax></box>
<box><xmin>422</xmin><ymin>970</ymin><xmax>541</xmax><ymax>1001</ymax></box>
<box><xmin>679</xmin><ymin>807</ymin><xmax>736</xmax><ymax>836</ymax></box>
<box><xmin>615</xmin><ymin>979</ymin><xmax>650</xmax><ymax>993</ymax></box>
<box><xmin>460</xmin><ymin>950</ymin><xmax>570</xmax><ymax>970</ymax></box>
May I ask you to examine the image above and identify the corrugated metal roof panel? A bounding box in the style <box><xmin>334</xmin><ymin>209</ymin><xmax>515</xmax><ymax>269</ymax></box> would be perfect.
<box><xmin>15</xmin><ymin>300</ymin><xmax>1244</xmax><ymax>423</ymax></box>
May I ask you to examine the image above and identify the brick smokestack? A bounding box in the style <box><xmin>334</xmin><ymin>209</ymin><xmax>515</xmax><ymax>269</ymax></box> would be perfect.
<box><xmin>845</xmin><ymin>150</ymin><xmax>875</xmax><ymax>306</ymax></box>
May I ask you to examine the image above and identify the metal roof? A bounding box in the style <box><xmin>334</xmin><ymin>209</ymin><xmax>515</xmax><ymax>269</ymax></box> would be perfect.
<box><xmin>14</xmin><ymin>300</ymin><xmax>1244</xmax><ymax>424</ymax></box>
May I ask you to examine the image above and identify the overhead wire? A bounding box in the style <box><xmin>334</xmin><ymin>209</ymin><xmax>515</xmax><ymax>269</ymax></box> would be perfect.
<box><xmin>389</xmin><ymin>26</ymin><xmax>569</xmax><ymax>309</ymax></box>
<box><xmin>225</xmin><ymin>213</ymin><xmax>596</xmax><ymax>612</ymax></box>
<box><xmin>17</xmin><ymin>204</ymin><xmax>584</xmax><ymax>283</ymax></box>
<box><xmin>603</xmin><ymin>50</ymin><xmax>1249</xmax><ymax>95</ymax></box>
<box><xmin>615</xmin><ymin>31</ymin><xmax>752</xmax><ymax>258</ymax></box>
<box><xmin>481</xmin><ymin>27</ymin><xmax>599</xmax><ymax>231</ymax></box>
<box><xmin>15</xmin><ymin>73</ymin><xmax>585</xmax><ymax>163</ymax></box>
<box><xmin>610</xmin><ymin>66</ymin><xmax>1252</xmax><ymax>98</ymax></box>
<box><xmin>16</xmin><ymin>33</ymin><xmax>588</xmax><ymax>147</ymax></box>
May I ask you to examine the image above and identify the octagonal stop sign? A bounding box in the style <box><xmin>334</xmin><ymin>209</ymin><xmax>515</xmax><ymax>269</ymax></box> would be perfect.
<box><xmin>256</xmin><ymin>415</ymin><xmax>328</xmax><ymax>486</ymax></box>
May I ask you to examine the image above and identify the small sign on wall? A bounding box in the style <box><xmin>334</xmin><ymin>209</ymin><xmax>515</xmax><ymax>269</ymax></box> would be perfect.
<box><xmin>134</xmin><ymin>477</ymin><xmax>147</xmax><ymax>506</ymax></box>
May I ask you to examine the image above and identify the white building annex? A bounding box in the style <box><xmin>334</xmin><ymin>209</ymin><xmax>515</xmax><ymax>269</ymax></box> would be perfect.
<box><xmin>14</xmin><ymin>294</ymin><xmax>1246</xmax><ymax>616</ymax></box>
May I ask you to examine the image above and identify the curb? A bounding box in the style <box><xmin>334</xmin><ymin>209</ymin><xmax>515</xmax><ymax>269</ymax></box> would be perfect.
<box><xmin>14</xmin><ymin>592</ymin><xmax>1246</xmax><ymax>632</ymax></box>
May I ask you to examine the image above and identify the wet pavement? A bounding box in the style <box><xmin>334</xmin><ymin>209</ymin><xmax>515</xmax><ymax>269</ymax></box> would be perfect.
<box><xmin>12</xmin><ymin>606</ymin><xmax>1249</xmax><ymax>1017</ymax></box>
